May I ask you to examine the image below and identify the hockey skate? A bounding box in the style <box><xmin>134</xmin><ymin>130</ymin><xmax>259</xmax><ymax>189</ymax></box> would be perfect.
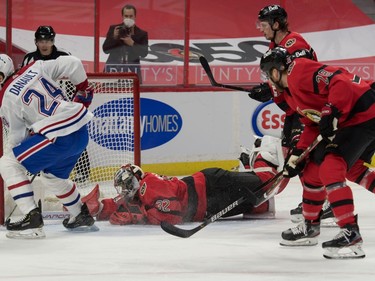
<box><xmin>322</xmin><ymin>219</ymin><xmax>365</xmax><ymax>259</ymax></box>
<box><xmin>280</xmin><ymin>219</ymin><xmax>320</xmax><ymax>246</ymax></box>
<box><xmin>6</xmin><ymin>206</ymin><xmax>45</xmax><ymax>239</ymax></box>
<box><xmin>290</xmin><ymin>202</ymin><xmax>303</xmax><ymax>223</ymax></box>
<box><xmin>319</xmin><ymin>201</ymin><xmax>337</xmax><ymax>227</ymax></box>
<box><xmin>63</xmin><ymin>203</ymin><xmax>99</xmax><ymax>232</ymax></box>
<box><xmin>290</xmin><ymin>200</ymin><xmax>337</xmax><ymax>227</ymax></box>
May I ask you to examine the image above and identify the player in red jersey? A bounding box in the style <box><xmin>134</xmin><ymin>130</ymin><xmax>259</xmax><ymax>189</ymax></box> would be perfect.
<box><xmin>249</xmin><ymin>4</ymin><xmax>320</xmax><ymax>221</ymax></box>
<box><xmin>82</xmin><ymin>135</ymin><xmax>288</xmax><ymax>225</ymax></box>
<box><xmin>260</xmin><ymin>47</ymin><xmax>375</xmax><ymax>259</ymax></box>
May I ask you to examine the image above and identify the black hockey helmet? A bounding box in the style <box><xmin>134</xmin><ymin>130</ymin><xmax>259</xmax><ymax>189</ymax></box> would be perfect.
<box><xmin>35</xmin><ymin>26</ymin><xmax>56</xmax><ymax>41</ymax></box>
<box><xmin>258</xmin><ymin>5</ymin><xmax>288</xmax><ymax>28</ymax></box>
<box><xmin>260</xmin><ymin>47</ymin><xmax>288</xmax><ymax>77</ymax></box>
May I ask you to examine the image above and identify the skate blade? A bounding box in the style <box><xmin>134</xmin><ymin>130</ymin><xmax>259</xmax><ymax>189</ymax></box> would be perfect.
<box><xmin>280</xmin><ymin>237</ymin><xmax>318</xmax><ymax>247</ymax></box>
<box><xmin>66</xmin><ymin>224</ymin><xmax>100</xmax><ymax>232</ymax></box>
<box><xmin>6</xmin><ymin>228</ymin><xmax>46</xmax><ymax>239</ymax></box>
<box><xmin>323</xmin><ymin>245</ymin><xmax>366</xmax><ymax>259</ymax></box>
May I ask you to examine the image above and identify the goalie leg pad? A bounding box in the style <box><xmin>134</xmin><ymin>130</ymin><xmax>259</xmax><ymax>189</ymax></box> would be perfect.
<box><xmin>82</xmin><ymin>184</ymin><xmax>102</xmax><ymax>216</ymax></box>
<box><xmin>97</xmin><ymin>198</ymin><xmax>118</xmax><ymax>220</ymax></box>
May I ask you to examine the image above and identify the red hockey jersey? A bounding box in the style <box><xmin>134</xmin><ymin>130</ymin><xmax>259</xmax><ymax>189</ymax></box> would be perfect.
<box><xmin>285</xmin><ymin>58</ymin><xmax>375</xmax><ymax>149</ymax></box>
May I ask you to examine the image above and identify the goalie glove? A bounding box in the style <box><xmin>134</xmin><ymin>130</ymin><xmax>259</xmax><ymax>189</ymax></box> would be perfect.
<box><xmin>109</xmin><ymin>202</ymin><xmax>147</xmax><ymax>225</ymax></box>
<box><xmin>248</xmin><ymin>83</ymin><xmax>273</xmax><ymax>102</ymax></box>
<box><xmin>319</xmin><ymin>103</ymin><xmax>340</xmax><ymax>141</ymax></box>
<box><xmin>73</xmin><ymin>79</ymin><xmax>94</xmax><ymax>108</ymax></box>
<box><xmin>283</xmin><ymin>148</ymin><xmax>305</xmax><ymax>178</ymax></box>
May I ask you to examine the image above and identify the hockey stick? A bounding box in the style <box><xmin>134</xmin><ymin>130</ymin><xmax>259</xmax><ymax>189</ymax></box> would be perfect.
<box><xmin>160</xmin><ymin>135</ymin><xmax>322</xmax><ymax>238</ymax></box>
<box><xmin>199</xmin><ymin>56</ymin><xmax>251</xmax><ymax>92</ymax></box>
<box><xmin>250</xmin><ymin>135</ymin><xmax>323</xmax><ymax>207</ymax></box>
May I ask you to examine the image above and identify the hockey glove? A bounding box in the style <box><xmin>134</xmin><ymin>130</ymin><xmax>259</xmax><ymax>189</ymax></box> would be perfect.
<box><xmin>109</xmin><ymin>202</ymin><xmax>146</xmax><ymax>225</ymax></box>
<box><xmin>73</xmin><ymin>85</ymin><xmax>94</xmax><ymax>108</ymax></box>
<box><xmin>283</xmin><ymin>148</ymin><xmax>305</xmax><ymax>178</ymax></box>
<box><xmin>290</xmin><ymin>128</ymin><xmax>302</xmax><ymax>147</ymax></box>
<box><xmin>319</xmin><ymin>103</ymin><xmax>340</xmax><ymax>141</ymax></box>
<box><xmin>248</xmin><ymin>83</ymin><xmax>273</xmax><ymax>102</ymax></box>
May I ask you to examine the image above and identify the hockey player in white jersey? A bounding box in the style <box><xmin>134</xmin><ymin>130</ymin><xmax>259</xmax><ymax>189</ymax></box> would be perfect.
<box><xmin>0</xmin><ymin>54</ymin><xmax>98</xmax><ymax>238</ymax></box>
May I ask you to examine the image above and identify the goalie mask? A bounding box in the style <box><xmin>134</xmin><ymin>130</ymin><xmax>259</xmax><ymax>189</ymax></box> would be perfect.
<box><xmin>114</xmin><ymin>164</ymin><xmax>144</xmax><ymax>200</ymax></box>
<box><xmin>0</xmin><ymin>54</ymin><xmax>15</xmax><ymax>85</ymax></box>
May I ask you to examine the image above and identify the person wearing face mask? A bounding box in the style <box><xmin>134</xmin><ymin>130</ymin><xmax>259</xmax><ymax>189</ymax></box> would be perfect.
<box><xmin>102</xmin><ymin>4</ymin><xmax>148</xmax><ymax>83</ymax></box>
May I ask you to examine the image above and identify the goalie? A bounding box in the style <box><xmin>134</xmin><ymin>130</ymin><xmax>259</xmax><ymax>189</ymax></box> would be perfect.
<box><xmin>83</xmin><ymin>135</ymin><xmax>288</xmax><ymax>225</ymax></box>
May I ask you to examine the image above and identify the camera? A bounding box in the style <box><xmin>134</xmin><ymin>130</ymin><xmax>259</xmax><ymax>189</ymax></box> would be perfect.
<box><xmin>119</xmin><ymin>26</ymin><xmax>130</xmax><ymax>37</ymax></box>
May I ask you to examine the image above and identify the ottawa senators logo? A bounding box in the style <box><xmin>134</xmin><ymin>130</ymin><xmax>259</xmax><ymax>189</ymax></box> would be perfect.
<box><xmin>140</xmin><ymin>182</ymin><xmax>147</xmax><ymax>196</ymax></box>
<box><xmin>285</xmin><ymin>38</ymin><xmax>296</xmax><ymax>48</ymax></box>
<box><xmin>297</xmin><ymin>107</ymin><xmax>321</xmax><ymax>123</ymax></box>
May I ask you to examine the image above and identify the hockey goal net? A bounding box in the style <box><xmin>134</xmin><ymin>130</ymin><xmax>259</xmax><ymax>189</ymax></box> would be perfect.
<box><xmin>0</xmin><ymin>73</ymin><xmax>141</xmax><ymax>223</ymax></box>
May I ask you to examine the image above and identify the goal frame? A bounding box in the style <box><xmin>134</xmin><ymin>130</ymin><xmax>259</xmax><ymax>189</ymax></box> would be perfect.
<box><xmin>0</xmin><ymin>72</ymin><xmax>141</xmax><ymax>224</ymax></box>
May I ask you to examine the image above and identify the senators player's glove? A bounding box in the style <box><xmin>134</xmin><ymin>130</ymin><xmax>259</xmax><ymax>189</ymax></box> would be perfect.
<box><xmin>109</xmin><ymin>202</ymin><xmax>147</xmax><ymax>225</ymax></box>
<box><xmin>248</xmin><ymin>83</ymin><xmax>273</xmax><ymax>102</ymax></box>
<box><xmin>319</xmin><ymin>103</ymin><xmax>340</xmax><ymax>141</ymax></box>
<box><xmin>283</xmin><ymin>148</ymin><xmax>305</xmax><ymax>178</ymax></box>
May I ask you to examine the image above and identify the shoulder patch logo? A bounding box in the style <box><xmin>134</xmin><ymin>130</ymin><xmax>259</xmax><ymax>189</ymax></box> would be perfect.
<box><xmin>140</xmin><ymin>182</ymin><xmax>147</xmax><ymax>196</ymax></box>
<box><xmin>287</xmin><ymin>61</ymin><xmax>296</xmax><ymax>75</ymax></box>
<box><xmin>285</xmin><ymin>38</ymin><xmax>296</xmax><ymax>48</ymax></box>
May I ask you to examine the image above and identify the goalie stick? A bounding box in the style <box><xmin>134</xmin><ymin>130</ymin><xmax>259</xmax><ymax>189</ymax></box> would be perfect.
<box><xmin>199</xmin><ymin>56</ymin><xmax>251</xmax><ymax>92</ymax></box>
<box><xmin>160</xmin><ymin>135</ymin><xmax>323</xmax><ymax>238</ymax></box>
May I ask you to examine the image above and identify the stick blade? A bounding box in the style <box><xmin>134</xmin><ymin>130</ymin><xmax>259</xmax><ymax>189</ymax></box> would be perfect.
<box><xmin>160</xmin><ymin>221</ymin><xmax>199</xmax><ymax>238</ymax></box>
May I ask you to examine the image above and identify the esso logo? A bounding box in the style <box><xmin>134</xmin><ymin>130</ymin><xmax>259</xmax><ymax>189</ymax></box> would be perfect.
<box><xmin>251</xmin><ymin>100</ymin><xmax>285</xmax><ymax>137</ymax></box>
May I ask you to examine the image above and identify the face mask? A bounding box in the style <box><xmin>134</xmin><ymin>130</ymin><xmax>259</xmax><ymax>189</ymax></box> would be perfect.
<box><xmin>123</xmin><ymin>18</ymin><xmax>135</xmax><ymax>28</ymax></box>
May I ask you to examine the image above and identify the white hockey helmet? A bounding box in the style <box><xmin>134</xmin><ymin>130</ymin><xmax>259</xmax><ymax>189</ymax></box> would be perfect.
<box><xmin>0</xmin><ymin>54</ymin><xmax>15</xmax><ymax>84</ymax></box>
<box><xmin>114</xmin><ymin>163</ymin><xmax>144</xmax><ymax>200</ymax></box>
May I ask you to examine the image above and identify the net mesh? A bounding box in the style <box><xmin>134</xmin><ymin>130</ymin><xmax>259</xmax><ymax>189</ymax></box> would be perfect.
<box><xmin>1</xmin><ymin>74</ymin><xmax>140</xmax><ymax>218</ymax></box>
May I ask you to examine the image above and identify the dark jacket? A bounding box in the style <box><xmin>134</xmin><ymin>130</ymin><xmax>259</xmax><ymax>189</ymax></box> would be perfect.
<box><xmin>21</xmin><ymin>46</ymin><xmax>70</xmax><ymax>67</ymax></box>
<box><xmin>102</xmin><ymin>24</ymin><xmax>148</xmax><ymax>65</ymax></box>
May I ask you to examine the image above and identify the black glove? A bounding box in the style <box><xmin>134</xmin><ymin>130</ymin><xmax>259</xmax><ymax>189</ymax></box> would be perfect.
<box><xmin>319</xmin><ymin>103</ymin><xmax>340</xmax><ymax>141</ymax></box>
<box><xmin>283</xmin><ymin>148</ymin><xmax>305</xmax><ymax>178</ymax></box>
<box><xmin>290</xmin><ymin>128</ymin><xmax>302</xmax><ymax>147</ymax></box>
<box><xmin>248</xmin><ymin>83</ymin><xmax>273</xmax><ymax>102</ymax></box>
<box><xmin>282</xmin><ymin>128</ymin><xmax>302</xmax><ymax>148</ymax></box>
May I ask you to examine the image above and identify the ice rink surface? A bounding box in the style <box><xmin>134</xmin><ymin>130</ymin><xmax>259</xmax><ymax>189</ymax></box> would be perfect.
<box><xmin>0</xmin><ymin>177</ymin><xmax>374</xmax><ymax>281</ymax></box>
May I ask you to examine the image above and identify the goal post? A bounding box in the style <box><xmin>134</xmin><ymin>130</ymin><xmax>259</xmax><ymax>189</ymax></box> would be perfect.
<box><xmin>0</xmin><ymin>73</ymin><xmax>141</xmax><ymax>224</ymax></box>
